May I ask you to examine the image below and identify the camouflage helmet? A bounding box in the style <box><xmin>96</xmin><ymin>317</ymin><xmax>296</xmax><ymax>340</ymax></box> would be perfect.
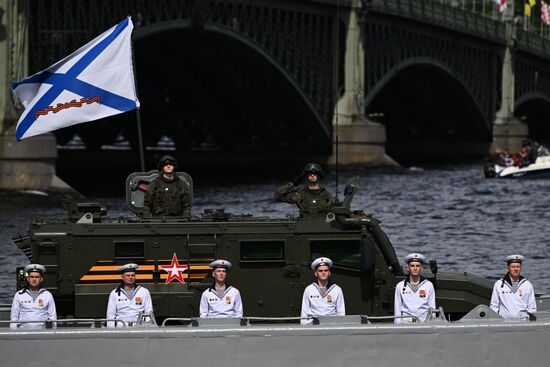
<box><xmin>303</xmin><ymin>163</ymin><xmax>323</xmax><ymax>178</ymax></box>
<box><xmin>157</xmin><ymin>155</ymin><xmax>178</xmax><ymax>170</ymax></box>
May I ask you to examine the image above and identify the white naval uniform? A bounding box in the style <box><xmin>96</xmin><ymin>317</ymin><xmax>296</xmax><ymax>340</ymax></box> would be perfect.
<box><xmin>394</xmin><ymin>277</ymin><xmax>436</xmax><ymax>324</ymax></box>
<box><xmin>300</xmin><ymin>282</ymin><xmax>345</xmax><ymax>325</ymax></box>
<box><xmin>10</xmin><ymin>288</ymin><xmax>57</xmax><ymax>329</ymax></box>
<box><xmin>199</xmin><ymin>285</ymin><xmax>243</xmax><ymax>318</ymax></box>
<box><xmin>490</xmin><ymin>275</ymin><xmax>536</xmax><ymax>319</ymax></box>
<box><xmin>106</xmin><ymin>285</ymin><xmax>153</xmax><ymax>327</ymax></box>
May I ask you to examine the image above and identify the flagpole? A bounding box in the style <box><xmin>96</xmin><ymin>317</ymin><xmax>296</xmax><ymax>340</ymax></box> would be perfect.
<box><xmin>128</xmin><ymin>16</ymin><xmax>146</xmax><ymax>172</ymax></box>
<box><xmin>135</xmin><ymin>107</ymin><xmax>146</xmax><ymax>172</ymax></box>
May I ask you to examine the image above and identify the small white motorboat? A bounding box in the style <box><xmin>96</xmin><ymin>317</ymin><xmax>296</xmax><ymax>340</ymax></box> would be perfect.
<box><xmin>484</xmin><ymin>143</ymin><xmax>550</xmax><ymax>178</ymax></box>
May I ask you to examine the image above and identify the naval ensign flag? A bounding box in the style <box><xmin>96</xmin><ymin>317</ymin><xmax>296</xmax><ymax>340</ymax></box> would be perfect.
<box><xmin>11</xmin><ymin>17</ymin><xmax>140</xmax><ymax>141</ymax></box>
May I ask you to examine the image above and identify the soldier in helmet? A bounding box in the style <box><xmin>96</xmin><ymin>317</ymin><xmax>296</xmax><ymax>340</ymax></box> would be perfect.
<box><xmin>10</xmin><ymin>264</ymin><xmax>57</xmax><ymax>329</ymax></box>
<box><xmin>275</xmin><ymin>163</ymin><xmax>334</xmax><ymax>219</ymax></box>
<box><xmin>143</xmin><ymin>155</ymin><xmax>192</xmax><ymax>218</ymax></box>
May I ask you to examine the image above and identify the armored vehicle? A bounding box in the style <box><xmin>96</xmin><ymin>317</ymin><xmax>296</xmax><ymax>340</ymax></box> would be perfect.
<box><xmin>10</xmin><ymin>171</ymin><xmax>495</xmax><ymax>321</ymax></box>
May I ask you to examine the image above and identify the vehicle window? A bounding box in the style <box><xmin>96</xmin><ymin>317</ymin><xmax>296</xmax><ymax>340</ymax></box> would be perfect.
<box><xmin>39</xmin><ymin>241</ymin><xmax>57</xmax><ymax>255</ymax></box>
<box><xmin>310</xmin><ymin>239</ymin><xmax>361</xmax><ymax>269</ymax></box>
<box><xmin>240</xmin><ymin>240</ymin><xmax>285</xmax><ymax>260</ymax></box>
<box><xmin>114</xmin><ymin>241</ymin><xmax>144</xmax><ymax>258</ymax></box>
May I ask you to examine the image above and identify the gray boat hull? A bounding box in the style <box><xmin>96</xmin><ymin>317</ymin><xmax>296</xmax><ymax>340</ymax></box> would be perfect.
<box><xmin>2</xmin><ymin>319</ymin><xmax>550</xmax><ymax>367</ymax></box>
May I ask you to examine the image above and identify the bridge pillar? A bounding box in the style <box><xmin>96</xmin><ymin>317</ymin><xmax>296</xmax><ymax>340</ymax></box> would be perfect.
<box><xmin>492</xmin><ymin>4</ymin><xmax>528</xmax><ymax>154</ymax></box>
<box><xmin>330</xmin><ymin>0</ymin><xmax>395</xmax><ymax>167</ymax></box>
<box><xmin>0</xmin><ymin>0</ymin><xmax>58</xmax><ymax>191</ymax></box>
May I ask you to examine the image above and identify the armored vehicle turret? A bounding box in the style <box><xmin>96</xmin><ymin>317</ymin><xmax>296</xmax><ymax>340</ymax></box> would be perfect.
<box><xmin>12</xmin><ymin>171</ymin><xmax>493</xmax><ymax>321</ymax></box>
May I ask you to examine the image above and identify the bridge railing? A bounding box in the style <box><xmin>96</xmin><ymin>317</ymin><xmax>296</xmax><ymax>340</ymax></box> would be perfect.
<box><xmin>516</xmin><ymin>28</ymin><xmax>550</xmax><ymax>58</ymax></box>
<box><xmin>367</xmin><ymin>0</ymin><xmax>507</xmax><ymax>43</ymax></box>
<box><xmin>452</xmin><ymin>0</ymin><xmax>550</xmax><ymax>38</ymax></box>
<box><xmin>367</xmin><ymin>0</ymin><xmax>550</xmax><ymax>53</ymax></box>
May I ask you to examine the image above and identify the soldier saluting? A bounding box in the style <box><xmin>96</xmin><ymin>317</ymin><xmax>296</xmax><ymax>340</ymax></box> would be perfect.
<box><xmin>275</xmin><ymin>163</ymin><xmax>334</xmax><ymax>219</ymax></box>
<box><xmin>143</xmin><ymin>155</ymin><xmax>192</xmax><ymax>218</ymax></box>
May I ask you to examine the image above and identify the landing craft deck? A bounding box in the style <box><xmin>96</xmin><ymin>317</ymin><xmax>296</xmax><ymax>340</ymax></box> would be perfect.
<box><xmin>8</xmin><ymin>173</ymin><xmax>550</xmax><ymax>366</ymax></box>
<box><xmin>2</xmin><ymin>314</ymin><xmax>550</xmax><ymax>367</ymax></box>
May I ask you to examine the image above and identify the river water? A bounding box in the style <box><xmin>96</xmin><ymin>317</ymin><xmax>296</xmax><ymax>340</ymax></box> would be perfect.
<box><xmin>1</xmin><ymin>163</ymin><xmax>549</xmax><ymax>304</ymax></box>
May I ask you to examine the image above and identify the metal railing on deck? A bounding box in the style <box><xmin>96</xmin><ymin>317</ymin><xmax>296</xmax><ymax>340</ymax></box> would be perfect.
<box><xmin>1</xmin><ymin>308</ymin><xmax>452</xmax><ymax>329</ymax></box>
<box><xmin>0</xmin><ymin>319</ymin><xmax>128</xmax><ymax>329</ymax></box>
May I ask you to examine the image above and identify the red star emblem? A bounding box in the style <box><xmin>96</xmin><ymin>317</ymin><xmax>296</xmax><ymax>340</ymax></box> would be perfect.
<box><xmin>161</xmin><ymin>253</ymin><xmax>188</xmax><ymax>284</ymax></box>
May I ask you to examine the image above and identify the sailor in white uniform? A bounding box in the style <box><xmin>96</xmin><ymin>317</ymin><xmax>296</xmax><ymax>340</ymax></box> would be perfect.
<box><xmin>490</xmin><ymin>254</ymin><xmax>536</xmax><ymax>319</ymax></box>
<box><xmin>200</xmin><ymin>259</ymin><xmax>243</xmax><ymax>318</ymax></box>
<box><xmin>394</xmin><ymin>253</ymin><xmax>436</xmax><ymax>324</ymax></box>
<box><xmin>10</xmin><ymin>264</ymin><xmax>57</xmax><ymax>329</ymax></box>
<box><xmin>106</xmin><ymin>263</ymin><xmax>153</xmax><ymax>327</ymax></box>
<box><xmin>300</xmin><ymin>257</ymin><xmax>345</xmax><ymax>325</ymax></box>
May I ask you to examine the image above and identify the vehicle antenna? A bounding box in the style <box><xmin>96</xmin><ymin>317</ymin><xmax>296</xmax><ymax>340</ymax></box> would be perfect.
<box><xmin>334</xmin><ymin>0</ymin><xmax>340</xmax><ymax>204</ymax></box>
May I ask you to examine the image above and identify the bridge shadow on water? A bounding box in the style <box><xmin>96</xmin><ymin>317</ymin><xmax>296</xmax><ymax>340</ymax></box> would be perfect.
<box><xmin>55</xmin><ymin>143</ymin><xmax>493</xmax><ymax>197</ymax></box>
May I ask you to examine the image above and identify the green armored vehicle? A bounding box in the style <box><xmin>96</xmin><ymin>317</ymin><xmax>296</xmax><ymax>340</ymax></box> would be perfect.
<box><xmin>12</xmin><ymin>171</ymin><xmax>493</xmax><ymax>321</ymax></box>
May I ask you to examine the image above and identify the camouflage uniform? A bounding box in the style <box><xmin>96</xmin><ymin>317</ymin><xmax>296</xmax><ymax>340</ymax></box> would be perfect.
<box><xmin>275</xmin><ymin>182</ymin><xmax>334</xmax><ymax>219</ymax></box>
<box><xmin>143</xmin><ymin>175</ymin><xmax>191</xmax><ymax>217</ymax></box>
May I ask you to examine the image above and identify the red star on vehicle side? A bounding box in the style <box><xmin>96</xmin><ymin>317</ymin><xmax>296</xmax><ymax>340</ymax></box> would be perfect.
<box><xmin>161</xmin><ymin>253</ymin><xmax>188</xmax><ymax>284</ymax></box>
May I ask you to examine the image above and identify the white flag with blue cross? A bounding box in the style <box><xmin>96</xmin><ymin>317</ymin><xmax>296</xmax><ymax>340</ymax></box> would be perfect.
<box><xmin>11</xmin><ymin>17</ymin><xmax>140</xmax><ymax>141</ymax></box>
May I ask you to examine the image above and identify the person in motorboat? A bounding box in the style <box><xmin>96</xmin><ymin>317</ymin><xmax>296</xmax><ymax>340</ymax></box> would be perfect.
<box><xmin>518</xmin><ymin>146</ymin><xmax>533</xmax><ymax>168</ymax></box>
<box><xmin>10</xmin><ymin>264</ymin><xmax>57</xmax><ymax>329</ymax></box>
<box><xmin>106</xmin><ymin>263</ymin><xmax>153</xmax><ymax>327</ymax></box>
<box><xmin>394</xmin><ymin>253</ymin><xmax>436</xmax><ymax>324</ymax></box>
<box><xmin>300</xmin><ymin>257</ymin><xmax>346</xmax><ymax>325</ymax></box>
<box><xmin>199</xmin><ymin>259</ymin><xmax>243</xmax><ymax>318</ymax></box>
<box><xmin>275</xmin><ymin>163</ymin><xmax>334</xmax><ymax>219</ymax></box>
<box><xmin>499</xmin><ymin>150</ymin><xmax>514</xmax><ymax>167</ymax></box>
<box><xmin>143</xmin><ymin>155</ymin><xmax>192</xmax><ymax>218</ymax></box>
<box><xmin>490</xmin><ymin>255</ymin><xmax>536</xmax><ymax>319</ymax></box>
<box><xmin>517</xmin><ymin>139</ymin><xmax>540</xmax><ymax>167</ymax></box>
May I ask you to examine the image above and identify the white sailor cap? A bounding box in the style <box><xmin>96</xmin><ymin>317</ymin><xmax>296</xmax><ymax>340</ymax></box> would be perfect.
<box><xmin>505</xmin><ymin>254</ymin><xmax>525</xmax><ymax>264</ymax></box>
<box><xmin>311</xmin><ymin>257</ymin><xmax>333</xmax><ymax>271</ymax></box>
<box><xmin>210</xmin><ymin>259</ymin><xmax>232</xmax><ymax>269</ymax></box>
<box><xmin>404</xmin><ymin>253</ymin><xmax>426</xmax><ymax>264</ymax></box>
<box><xmin>24</xmin><ymin>264</ymin><xmax>46</xmax><ymax>275</ymax></box>
<box><xmin>118</xmin><ymin>263</ymin><xmax>139</xmax><ymax>273</ymax></box>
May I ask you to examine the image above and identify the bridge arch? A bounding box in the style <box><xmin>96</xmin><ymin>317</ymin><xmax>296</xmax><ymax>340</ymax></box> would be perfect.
<box><xmin>515</xmin><ymin>93</ymin><xmax>550</xmax><ymax>146</ymax></box>
<box><xmin>135</xmin><ymin>19</ymin><xmax>328</xmax><ymax>133</ymax></box>
<box><xmin>365</xmin><ymin>57</ymin><xmax>491</xmax><ymax>162</ymax></box>
<box><xmin>119</xmin><ymin>19</ymin><xmax>330</xmax><ymax>153</ymax></box>
<box><xmin>60</xmin><ymin>18</ymin><xmax>332</xmax><ymax>157</ymax></box>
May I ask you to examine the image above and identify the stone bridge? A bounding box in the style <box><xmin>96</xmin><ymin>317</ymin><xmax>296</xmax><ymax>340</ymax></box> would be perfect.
<box><xmin>1</xmin><ymin>0</ymin><xmax>550</xmax><ymax>189</ymax></box>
